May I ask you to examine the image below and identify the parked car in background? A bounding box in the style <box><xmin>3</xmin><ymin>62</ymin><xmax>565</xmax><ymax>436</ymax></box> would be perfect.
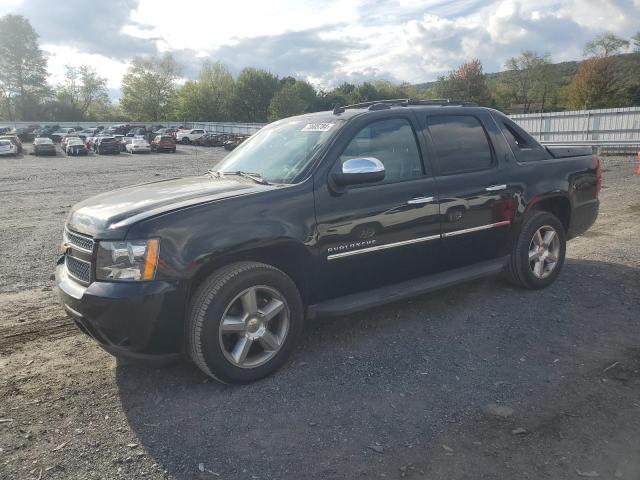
<box><xmin>61</xmin><ymin>135</ymin><xmax>81</xmax><ymax>150</ymax></box>
<box><xmin>150</xmin><ymin>135</ymin><xmax>176</xmax><ymax>152</ymax></box>
<box><xmin>0</xmin><ymin>126</ymin><xmax>11</xmax><ymax>135</ymax></box>
<box><xmin>13</xmin><ymin>127</ymin><xmax>37</xmax><ymax>142</ymax></box>
<box><xmin>51</xmin><ymin>128</ymin><xmax>78</xmax><ymax>143</ymax></box>
<box><xmin>126</xmin><ymin>138</ymin><xmax>151</xmax><ymax>153</ymax></box>
<box><xmin>176</xmin><ymin>128</ymin><xmax>206</xmax><ymax>144</ymax></box>
<box><xmin>65</xmin><ymin>137</ymin><xmax>89</xmax><ymax>156</ymax></box>
<box><xmin>75</xmin><ymin>128</ymin><xmax>100</xmax><ymax>140</ymax></box>
<box><xmin>223</xmin><ymin>135</ymin><xmax>249</xmax><ymax>151</ymax></box>
<box><xmin>33</xmin><ymin>137</ymin><xmax>57</xmax><ymax>156</ymax></box>
<box><xmin>154</xmin><ymin>127</ymin><xmax>178</xmax><ymax>136</ymax></box>
<box><xmin>0</xmin><ymin>139</ymin><xmax>17</xmax><ymax>156</ymax></box>
<box><xmin>0</xmin><ymin>135</ymin><xmax>23</xmax><ymax>154</ymax></box>
<box><xmin>126</xmin><ymin>127</ymin><xmax>147</xmax><ymax>137</ymax></box>
<box><xmin>95</xmin><ymin>136</ymin><xmax>120</xmax><ymax>155</ymax></box>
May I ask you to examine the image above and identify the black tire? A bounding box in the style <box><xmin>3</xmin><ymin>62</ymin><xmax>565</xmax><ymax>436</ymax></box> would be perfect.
<box><xmin>505</xmin><ymin>211</ymin><xmax>566</xmax><ymax>289</ymax></box>
<box><xmin>181</xmin><ymin>137</ymin><xmax>190</xmax><ymax>144</ymax></box>
<box><xmin>187</xmin><ymin>262</ymin><xmax>303</xmax><ymax>384</ymax></box>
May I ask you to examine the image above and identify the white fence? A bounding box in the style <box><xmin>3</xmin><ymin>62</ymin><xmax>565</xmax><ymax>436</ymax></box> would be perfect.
<box><xmin>510</xmin><ymin>107</ymin><xmax>640</xmax><ymax>147</ymax></box>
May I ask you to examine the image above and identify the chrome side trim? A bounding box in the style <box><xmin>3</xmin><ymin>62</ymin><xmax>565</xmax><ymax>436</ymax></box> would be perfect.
<box><xmin>442</xmin><ymin>220</ymin><xmax>511</xmax><ymax>238</ymax></box>
<box><xmin>327</xmin><ymin>234</ymin><xmax>440</xmax><ymax>260</ymax></box>
<box><xmin>485</xmin><ymin>184</ymin><xmax>507</xmax><ymax>192</ymax></box>
<box><xmin>407</xmin><ymin>196</ymin><xmax>434</xmax><ymax>205</ymax></box>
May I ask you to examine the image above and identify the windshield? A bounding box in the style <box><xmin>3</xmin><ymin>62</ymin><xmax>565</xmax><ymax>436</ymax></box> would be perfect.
<box><xmin>215</xmin><ymin>117</ymin><xmax>344</xmax><ymax>184</ymax></box>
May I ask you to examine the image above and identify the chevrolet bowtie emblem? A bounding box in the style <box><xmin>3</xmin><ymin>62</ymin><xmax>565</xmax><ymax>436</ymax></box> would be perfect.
<box><xmin>59</xmin><ymin>242</ymin><xmax>71</xmax><ymax>255</ymax></box>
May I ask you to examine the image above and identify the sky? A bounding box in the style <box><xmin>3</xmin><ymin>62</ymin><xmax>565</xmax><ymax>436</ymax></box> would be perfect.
<box><xmin>1</xmin><ymin>0</ymin><xmax>639</xmax><ymax>99</ymax></box>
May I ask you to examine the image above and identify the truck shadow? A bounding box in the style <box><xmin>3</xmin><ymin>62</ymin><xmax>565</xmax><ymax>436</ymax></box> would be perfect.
<box><xmin>115</xmin><ymin>258</ymin><xmax>640</xmax><ymax>479</ymax></box>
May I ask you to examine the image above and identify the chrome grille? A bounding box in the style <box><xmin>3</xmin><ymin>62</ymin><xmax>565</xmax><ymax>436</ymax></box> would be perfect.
<box><xmin>65</xmin><ymin>255</ymin><xmax>91</xmax><ymax>284</ymax></box>
<box><xmin>64</xmin><ymin>229</ymin><xmax>94</xmax><ymax>252</ymax></box>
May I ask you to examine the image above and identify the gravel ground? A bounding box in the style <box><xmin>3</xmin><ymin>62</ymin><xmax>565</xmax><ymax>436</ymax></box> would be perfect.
<box><xmin>0</xmin><ymin>151</ymin><xmax>639</xmax><ymax>480</ymax></box>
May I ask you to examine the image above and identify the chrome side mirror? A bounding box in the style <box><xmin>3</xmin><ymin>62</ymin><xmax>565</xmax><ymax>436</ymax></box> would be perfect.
<box><xmin>332</xmin><ymin>157</ymin><xmax>385</xmax><ymax>187</ymax></box>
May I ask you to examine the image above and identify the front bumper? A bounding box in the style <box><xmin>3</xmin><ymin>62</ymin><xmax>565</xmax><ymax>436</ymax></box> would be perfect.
<box><xmin>55</xmin><ymin>258</ymin><xmax>186</xmax><ymax>361</ymax></box>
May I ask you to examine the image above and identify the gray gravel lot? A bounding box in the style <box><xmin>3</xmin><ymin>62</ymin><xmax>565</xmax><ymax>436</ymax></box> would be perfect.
<box><xmin>0</xmin><ymin>144</ymin><xmax>228</xmax><ymax>293</ymax></box>
<box><xmin>0</xmin><ymin>151</ymin><xmax>639</xmax><ymax>480</ymax></box>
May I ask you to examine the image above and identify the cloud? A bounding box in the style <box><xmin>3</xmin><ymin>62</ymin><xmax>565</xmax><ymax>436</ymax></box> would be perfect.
<box><xmin>1</xmin><ymin>0</ymin><xmax>639</xmax><ymax>93</ymax></box>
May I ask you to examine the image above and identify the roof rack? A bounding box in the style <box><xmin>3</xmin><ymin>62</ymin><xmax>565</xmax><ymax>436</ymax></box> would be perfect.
<box><xmin>335</xmin><ymin>98</ymin><xmax>478</xmax><ymax>113</ymax></box>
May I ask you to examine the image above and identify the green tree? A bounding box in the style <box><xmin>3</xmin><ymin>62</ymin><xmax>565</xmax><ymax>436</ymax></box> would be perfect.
<box><xmin>0</xmin><ymin>14</ymin><xmax>49</xmax><ymax>120</ymax></box>
<box><xmin>55</xmin><ymin>65</ymin><xmax>109</xmax><ymax>120</ymax></box>
<box><xmin>264</xmin><ymin>77</ymin><xmax>319</xmax><ymax>121</ymax></box>
<box><xmin>232</xmin><ymin>68</ymin><xmax>279</xmax><ymax>122</ymax></box>
<box><xmin>503</xmin><ymin>51</ymin><xmax>552</xmax><ymax>113</ymax></box>
<box><xmin>584</xmin><ymin>32</ymin><xmax>629</xmax><ymax>58</ymax></box>
<box><xmin>434</xmin><ymin>59</ymin><xmax>492</xmax><ymax>105</ymax></box>
<box><xmin>120</xmin><ymin>53</ymin><xmax>181</xmax><ymax>121</ymax></box>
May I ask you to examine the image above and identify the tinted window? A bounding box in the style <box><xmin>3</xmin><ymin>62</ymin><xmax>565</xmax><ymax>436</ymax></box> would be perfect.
<box><xmin>500</xmin><ymin>118</ymin><xmax>550</xmax><ymax>162</ymax></box>
<box><xmin>339</xmin><ymin>118</ymin><xmax>423</xmax><ymax>184</ymax></box>
<box><xmin>427</xmin><ymin>115</ymin><xmax>493</xmax><ymax>175</ymax></box>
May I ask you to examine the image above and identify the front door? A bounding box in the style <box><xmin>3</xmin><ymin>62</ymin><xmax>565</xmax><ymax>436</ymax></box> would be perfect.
<box><xmin>421</xmin><ymin>112</ymin><xmax>515</xmax><ymax>269</ymax></box>
<box><xmin>314</xmin><ymin>114</ymin><xmax>442</xmax><ymax>300</ymax></box>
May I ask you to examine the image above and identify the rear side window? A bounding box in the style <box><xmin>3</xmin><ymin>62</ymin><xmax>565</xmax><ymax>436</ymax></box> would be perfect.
<box><xmin>426</xmin><ymin>115</ymin><xmax>493</xmax><ymax>175</ymax></box>
<box><xmin>500</xmin><ymin>117</ymin><xmax>550</xmax><ymax>162</ymax></box>
<box><xmin>339</xmin><ymin>118</ymin><xmax>423</xmax><ymax>184</ymax></box>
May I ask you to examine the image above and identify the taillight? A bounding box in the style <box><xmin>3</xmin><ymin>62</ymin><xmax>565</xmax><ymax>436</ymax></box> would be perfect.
<box><xmin>594</xmin><ymin>154</ymin><xmax>602</xmax><ymax>196</ymax></box>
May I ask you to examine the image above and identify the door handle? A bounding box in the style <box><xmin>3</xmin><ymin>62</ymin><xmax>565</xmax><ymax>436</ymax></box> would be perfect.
<box><xmin>407</xmin><ymin>196</ymin><xmax>434</xmax><ymax>205</ymax></box>
<box><xmin>485</xmin><ymin>184</ymin><xmax>507</xmax><ymax>192</ymax></box>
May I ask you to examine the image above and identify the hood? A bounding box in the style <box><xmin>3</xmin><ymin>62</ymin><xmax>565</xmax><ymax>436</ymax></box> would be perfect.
<box><xmin>67</xmin><ymin>175</ymin><xmax>273</xmax><ymax>238</ymax></box>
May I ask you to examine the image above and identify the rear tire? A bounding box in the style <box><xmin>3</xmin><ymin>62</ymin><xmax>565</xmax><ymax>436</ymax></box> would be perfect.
<box><xmin>505</xmin><ymin>211</ymin><xmax>566</xmax><ymax>289</ymax></box>
<box><xmin>182</xmin><ymin>137</ymin><xmax>189</xmax><ymax>144</ymax></box>
<box><xmin>187</xmin><ymin>262</ymin><xmax>303</xmax><ymax>384</ymax></box>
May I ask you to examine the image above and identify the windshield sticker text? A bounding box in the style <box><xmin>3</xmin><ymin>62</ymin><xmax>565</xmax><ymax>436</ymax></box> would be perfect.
<box><xmin>301</xmin><ymin>123</ymin><xmax>334</xmax><ymax>132</ymax></box>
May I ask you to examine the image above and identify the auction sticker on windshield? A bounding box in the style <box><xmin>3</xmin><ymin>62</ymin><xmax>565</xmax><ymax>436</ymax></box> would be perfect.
<box><xmin>301</xmin><ymin>123</ymin><xmax>334</xmax><ymax>132</ymax></box>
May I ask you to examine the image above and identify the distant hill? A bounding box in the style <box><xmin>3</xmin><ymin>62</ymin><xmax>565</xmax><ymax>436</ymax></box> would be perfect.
<box><xmin>413</xmin><ymin>53</ymin><xmax>640</xmax><ymax>112</ymax></box>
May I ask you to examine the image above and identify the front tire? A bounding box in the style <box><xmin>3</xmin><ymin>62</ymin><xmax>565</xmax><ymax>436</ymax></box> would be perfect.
<box><xmin>506</xmin><ymin>211</ymin><xmax>566</xmax><ymax>289</ymax></box>
<box><xmin>187</xmin><ymin>262</ymin><xmax>303</xmax><ymax>384</ymax></box>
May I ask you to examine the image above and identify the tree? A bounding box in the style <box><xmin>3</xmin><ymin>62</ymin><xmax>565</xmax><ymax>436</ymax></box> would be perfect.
<box><xmin>0</xmin><ymin>14</ymin><xmax>49</xmax><ymax>120</ymax></box>
<box><xmin>120</xmin><ymin>53</ymin><xmax>181</xmax><ymax>121</ymax></box>
<box><xmin>584</xmin><ymin>32</ymin><xmax>629</xmax><ymax>58</ymax></box>
<box><xmin>503</xmin><ymin>51</ymin><xmax>552</xmax><ymax>113</ymax></box>
<box><xmin>231</xmin><ymin>68</ymin><xmax>279</xmax><ymax>122</ymax></box>
<box><xmin>567</xmin><ymin>57</ymin><xmax>620</xmax><ymax>109</ymax></box>
<box><xmin>55</xmin><ymin>65</ymin><xmax>109</xmax><ymax>120</ymax></box>
<box><xmin>266</xmin><ymin>79</ymin><xmax>319</xmax><ymax>121</ymax></box>
<box><xmin>632</xmin><ymin>32</ymin><xmax>640</xmax><ymax>53</ymax></box>
<box><xmin>434</xmin><ymin>59</ymin><xmax>492</xmax><ymax>105</ymax></box>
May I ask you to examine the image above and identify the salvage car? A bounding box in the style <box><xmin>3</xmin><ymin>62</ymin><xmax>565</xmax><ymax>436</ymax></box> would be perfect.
<box><xmin>51</xmin><ymin>127</ymin><xmax>78</xmax><ymax>143</ymax></box>
<box><xmin>94</xmin><ymin>136</ymin><xmax>120</xmax><ymax>155</ymax></box>
<box><xmin>55</xmin><ymin>100</ymin><xmax>600</xmax><ymax>384</ymax></box>
<box><xmin>33</xmin><ymin>137</ymin><xmax>57</xmax><ymax>156</ymax></box>
<box><xmin>177</xmin><ymin>128</ymin><xmax>206</xmax><ymax>144</ymax></box>
<box><xmin>0</xmin><ymin>139</ymin><xmax>17</xmax><ymax>156</ymax></box>
<box><xmin>65</xmin><ymin>137</ymin><xmax>89</xmax><ymax>156</ymax></box>
<box><xmin>126</xmin><ymin>138</ymin><xmax>151</xmax><ymax>153</ymax></box>
<box><xmin>0</xmin><ymin>135</ymin><xmax>23</xmax><ymax>154</ymax></box>
<box><xmin>150</xmin><ymin>135</ymin><xmax>176</xmax><ymax>152</ymax></box>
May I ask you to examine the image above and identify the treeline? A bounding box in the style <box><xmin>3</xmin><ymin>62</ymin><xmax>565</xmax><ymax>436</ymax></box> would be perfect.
<box><xmin>1</xmin><ymin>13</ymin><xmax>640</xmax><ymax>123</ymax></box>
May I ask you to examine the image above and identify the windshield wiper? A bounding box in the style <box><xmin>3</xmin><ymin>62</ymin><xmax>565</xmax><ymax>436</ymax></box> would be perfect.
<box><xmin>210</xmin><ymin>170</ymin><xmax>270</xmax><ymax>185</ymax></box>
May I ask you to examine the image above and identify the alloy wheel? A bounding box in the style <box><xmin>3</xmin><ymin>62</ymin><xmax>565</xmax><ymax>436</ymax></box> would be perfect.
<box><xmin>218</xmin><ymin>285</ymin><xmax>290</xmax><ymax>368</ymax></box>
<box><xmin>528</xmin><ymin>225</ymin><xmax>560</xmax><ymax>279</ymax></box>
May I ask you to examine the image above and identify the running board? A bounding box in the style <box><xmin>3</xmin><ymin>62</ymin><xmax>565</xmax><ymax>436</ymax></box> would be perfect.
<box><xmin>306</xmin><ymin>256</ymin><xmax>509</xmax><ymax>319</ymax></box>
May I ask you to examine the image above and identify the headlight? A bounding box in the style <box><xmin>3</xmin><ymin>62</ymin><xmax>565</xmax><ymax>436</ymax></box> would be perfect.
<box><xmin>96</xmin><ymin>239</ymin><xmax>160</xmax><ymax>281</ymax></box>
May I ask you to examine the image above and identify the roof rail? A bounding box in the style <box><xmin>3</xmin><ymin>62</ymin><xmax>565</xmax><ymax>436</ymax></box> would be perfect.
<box><xmin>337</xmin><ymin>98</ymin><xmax>478</xmax><ymax>111</ymax></box>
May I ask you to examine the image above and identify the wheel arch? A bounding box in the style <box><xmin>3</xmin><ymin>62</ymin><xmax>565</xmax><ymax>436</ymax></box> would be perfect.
<box><xmin>525</xmin><ymin>194</ymin><xmax>571</xmax><ymax>234</ymax></box>
<box><xmin>187</xmin><ymin>241</ymin><xmax>313</xmax><ymax>307</ymax></box>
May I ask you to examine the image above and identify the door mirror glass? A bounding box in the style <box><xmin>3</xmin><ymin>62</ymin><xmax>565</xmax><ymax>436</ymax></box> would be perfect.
<box><xmin>332</xmin><ymin>157</ymin><xmax>385</xmax><ymax>186</ymax></box>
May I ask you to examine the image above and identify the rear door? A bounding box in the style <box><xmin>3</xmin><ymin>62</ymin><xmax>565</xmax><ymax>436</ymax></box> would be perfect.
<box><xmin>314</xmin><ymin>112</ymin><xmax>442</xmax><ymax>299</ymax></box>
<box><xmin>421</xmin><ymin>111</ymin><xmax>516</xmax><ymax>269</ymax></box>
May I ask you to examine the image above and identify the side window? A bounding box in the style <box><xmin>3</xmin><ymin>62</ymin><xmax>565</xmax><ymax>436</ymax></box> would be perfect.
<box><xmin>339</xmin><ymin>118</ymin><xmax>423</xmax><ymax>184</ymax></box>
<box><xmin>501</xmin><ymin>118</ymin><xmax>550</xmax><ymax>162</ymax></box>
<box><xmin>426</xmin><ymin>115</ymin><xmax>493</xmax><ymax>175</ymax></box>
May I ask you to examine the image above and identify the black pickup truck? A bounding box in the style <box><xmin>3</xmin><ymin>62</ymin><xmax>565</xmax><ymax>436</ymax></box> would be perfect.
<box><xmin>55</xmin><ymin>100</ymin><xmax>600</xmax><ymax>383</ymax></box>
